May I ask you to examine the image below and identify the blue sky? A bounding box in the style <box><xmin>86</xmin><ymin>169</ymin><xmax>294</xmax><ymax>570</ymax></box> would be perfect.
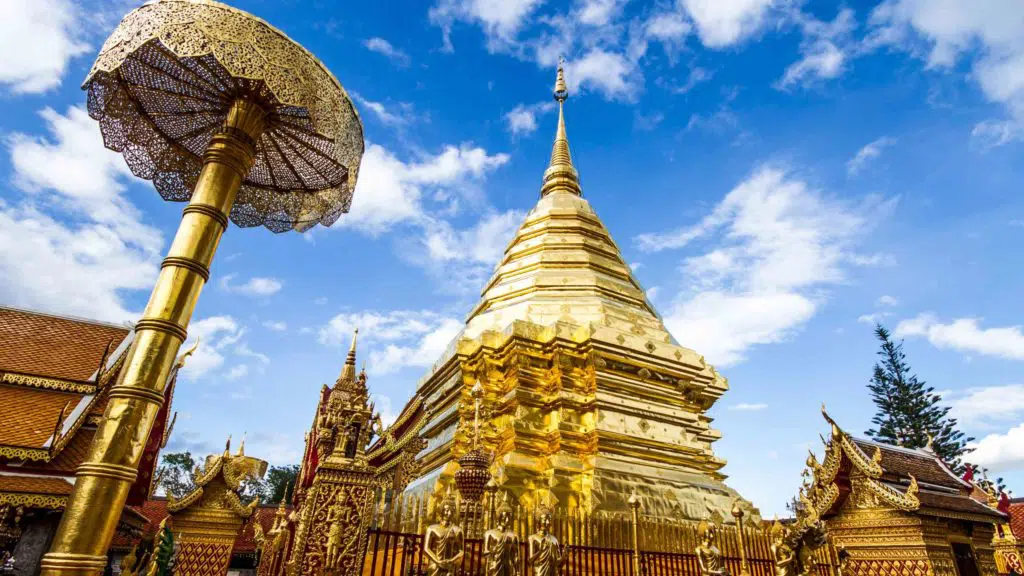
<box><xmin>1</xmin><ymin>0</ymin><xmax>1023</xmax><ymax>516</ymax></box>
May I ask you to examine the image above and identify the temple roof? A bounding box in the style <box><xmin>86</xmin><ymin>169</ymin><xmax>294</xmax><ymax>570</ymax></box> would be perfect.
<box><xmin>804</xmin><ymin>408</ymin><xmax>1005</xmax><ymax>524</ymax></box>
<box><xmin>0</xmin><ymin>305</ymin><xmax>177</xmax><ymax>508</ymax></box>
<box><xmin>1009</xmin><ymin>498</ymin><xmax>1024</xmax><ymax>540</ymax></box>
<box><xmin>0</xmin><ymin>305</ymin><xmax>130</xmax><ymax>381</ymax></box>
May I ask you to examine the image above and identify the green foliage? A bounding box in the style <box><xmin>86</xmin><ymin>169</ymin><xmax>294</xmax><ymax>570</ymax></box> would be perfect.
<box><xmin>865</xmin><ymin>325</ymin><xmax>973</xmax><ymax>472</ymax></box>
<box><xmin>156</xmin><ymin>451</ymin><xmax>197</xmax><ymax>498</ymax></box>
<box><xmin>264</xmin><ymin>465</ymin><xmax>299</xmax><ymax>504</ymax></box>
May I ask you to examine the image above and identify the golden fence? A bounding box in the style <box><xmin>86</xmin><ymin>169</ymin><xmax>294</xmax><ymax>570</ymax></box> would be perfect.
<box><xmin>361</xmin><ymin>493</ymin><xmax>840</xmax><ymax>576</ymax></box>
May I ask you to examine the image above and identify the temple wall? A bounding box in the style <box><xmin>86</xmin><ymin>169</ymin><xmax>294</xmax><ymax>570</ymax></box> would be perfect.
<box><xmin>827</xmin><ymin>507</ymin><xmax>999</xmax><ymax>576</ymax></box>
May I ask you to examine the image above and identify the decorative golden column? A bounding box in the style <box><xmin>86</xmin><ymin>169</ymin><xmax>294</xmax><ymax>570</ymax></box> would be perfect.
<box><xmin>40</xmin><ymin>2</ymin><xmax>364</xmax><ymax>574</ymax></box>
<box><xmin>732</xmin><ymin>501</ymin><xmax>751</xmax><ymax>576</ymax></box>
<box><xmin>629</xmin><ymin>491</ymin><xmax>642</xmax><ymax>576</ymax></box>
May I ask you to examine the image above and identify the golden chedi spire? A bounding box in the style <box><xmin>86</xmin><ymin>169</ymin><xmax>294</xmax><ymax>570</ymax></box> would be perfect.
<box><xmin>337</xmin><ymin>328</ymin><xmax>358</xmax><ymax>383</ymax></box>
<box><xmin>541</xmin><ymin>60</ymin><xmax>582</xmax><ymax>197</ymax></box>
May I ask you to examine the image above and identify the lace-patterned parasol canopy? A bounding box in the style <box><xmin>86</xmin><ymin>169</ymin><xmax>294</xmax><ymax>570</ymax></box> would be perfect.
<box><xmin>83</xmin><ymin>0</ymin><xmax>365</xmax><ymax>233</ymax></box>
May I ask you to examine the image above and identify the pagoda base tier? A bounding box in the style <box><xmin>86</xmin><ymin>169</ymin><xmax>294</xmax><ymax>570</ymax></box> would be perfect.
<box><xmin>406</xmin><ymin>320</ymin><xmax>760</xmax><ymax>524</ymax></box>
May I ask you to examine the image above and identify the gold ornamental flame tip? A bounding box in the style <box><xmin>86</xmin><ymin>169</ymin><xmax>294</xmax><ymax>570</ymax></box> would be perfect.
<box><xmin>82</xmin><ymin>0</ymin><xmax>365</xmax><ymax>233</ymax></box>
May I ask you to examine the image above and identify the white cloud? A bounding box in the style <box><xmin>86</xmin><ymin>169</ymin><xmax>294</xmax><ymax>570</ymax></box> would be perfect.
<box><xmin>564</xmin><ymin>49</ymin><xmax>638</xmax><ymax>101</ymax></box>
<box><xmin>262</xmin><ymin>321</ymin><xmax>288</xmax><ymax>332</ymax></box>
<box><xmin>728</xmin><ymin>403</ymin><xmax>768</xmax><ymax>411</ymax></box>
<box><xmin>637</xmin><ymin>166</ymin><xmax>887</xmax><ymax>366</ymax></box>
<box><xmin>0</xmin><ymin>0</ymin><xmax>89</xmax><ymax>93</ymax></box>
<box><xmin>634</xmin><ymin>111</ymin><xmax>665</xmax><ymax>132</ymax></box>
<box><xmin>225</xmin><ymin>365</ymin><xmax>249</xmax><ymax>381</ymax></box>
<box><xmin>505</xmin><ymin>101</ymin><xmax>556</xmax><ymax>136</ymax></box>
<box><xmin>870</xmin><ymin>0</ymin><xmax>1024</xmax><ymax>144</ymax></box>
<box><xmin>971</xmin><ymin>119</ymin><xmax>1023</xmax><ymax>150</ymax></box>
<box><xmin>967</xmin><ymin>423</ymin><xmax>1024</xmax><ymax>473</ymax></box>
<box><xmin>0</xmin><ymin>106</ymin><xmax>162</xmax><ymax>322</ymax></box>
<box><xmin>777</xmin><ymin>9</ymin><xmax>855</xmax><ymax>90</ymax></box>
<box><xmin>857</xmin><ymin>312</ymin><xmax>890</xmax><ymax>325</ymax></box>
<box><xmin>248</xmin><ymin>432</ymin><xmax>303</xmax><ymax>466</ymax></box>
<box><xmin>946</xmin><ymin>384</ymin><xmax>1024</xmax><ymax>426</ymax></box>
<box><xmin>877</xmin><ymin>294</ymin><xmax>899</xmax><ymax>307</ymax></box>
<box><xmin>339</xmin><ymin>143</ymin><xmax>510</xmax><ymax>235</ymax></box>
<box><xmin>220</xmin><ymin>274</ymin><xmax>283</xmax><ymax>297</ymax></box>
<box><xmin>319</xmin><ymin>310</ymin><xmax>463</xmax><ymax>375</ymax></box>
<box><xmin>180</xmin><ymin>316</ymin><xmax>268</xmax><ymax>381</ymax></box>
<box><xmin>430</xmin><ymin>0</ymin><xmax>545</xmax><ymax>50</ymax></box>
<box><xmin>680</xmin><ymin>0</ymin><xmax>774</xmax><ymax>48</ymax></box>
<box><xmin>351</xmin><ymin>93</ymin><xmax>414</xmax><ymax>126</ymax></box>
<box><xmin>181</xmin><ymin>316</ymin><xmax>243</xmax><ymax>381</ymax></box>
<box><xmin>895</xmin><ymin>314</ymin><xmax>1024</xmax><ymax>361</ymax></box>
<box><xmin>645</xmin><ymin>12</ymin><xmax>691</xmax><ymax>42</ymax></box>
<box><xmin>419</xmin><ymin>210</ymin><xmax>524</xmax><ymax>292</ymax></box>
<box><xmin>363</xmin><ymin>37</ymin><xmax>410</xmax><ymax>66</ymax></box>
<box><xmin>847</xmin><ymin>137</ymin><xmax>897</xmax><ymax>176</ymax></box>
<box><xmin>577</xmin><ymin>0</ymin><xmax>624</xmax><ymax>27</ymax></box>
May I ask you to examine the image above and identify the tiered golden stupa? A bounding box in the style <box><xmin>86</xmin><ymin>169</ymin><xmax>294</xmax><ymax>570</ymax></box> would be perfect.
<box><xmin>397</xmin><ymin>65</ymin><xmax>758</xmax><ymax>522</ymax></box>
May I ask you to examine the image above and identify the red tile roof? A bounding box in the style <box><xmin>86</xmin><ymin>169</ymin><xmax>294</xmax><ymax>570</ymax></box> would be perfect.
<box><xmin>1009</xmin><ymin>499</ymin><xmax>1024</xmax><ymax>540</ymax></box>
<box><xmin>852</xmin><ymin>439</ymin><xmax>967</xmax><ymax>490</ymax></box>
<box><xmin>0</xmin><ymin>385</ymin><xmax>82</xmax><ymax>447</ymax></box>
<box><xmin>234</xmin><ymin>505</ymin><xmax>285</xmax><ymax>554</ymax></box>
<box><xmin>0</xmin><ymin>306</ymin><xmax>130</xmax><ymax>381</ymax></box>
<box><xmin>917</xmin><ymin>490</ymin><xmax>1006</xmax><ymax>520</ymax></box>
<box><xmin>0</xmin><ymin>473</ymin><xmax>74</xmax><ymax>496</ymax></box>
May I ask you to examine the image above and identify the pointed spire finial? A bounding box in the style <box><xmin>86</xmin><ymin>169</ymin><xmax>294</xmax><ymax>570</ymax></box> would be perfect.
<box><xmin>337</xmin><ymin>328</ymin><xmax>358</xmax><ymax>383</ymax></box>
<box><xmin>541</xmin><ymin>59</ymin><xmax>581</xmax><ymax>197</ymax></box>
<box><xmin>238</xmin><ymin>432</ymin><xmax>246</xmax><ymax>456</ymax></box>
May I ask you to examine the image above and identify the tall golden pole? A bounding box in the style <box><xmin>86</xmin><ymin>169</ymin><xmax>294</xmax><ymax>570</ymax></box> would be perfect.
<box><xmin>732</xmin><ymin>501</ymin><xmax>751</xmax><ymax>576</ymax></box>
<box><xmin>40</xmin><ymin>100</ymin><xmax>265</xmax><ymax>575</ymax></box>
<box><xmin>629</xmin><ymin>491</ymin><xmax>642</xmax><ymax>576</ymax></box>
<box><xmin>39</xmin><ymin>2</ymin><xmax>364</xmax><ymax>573</ymax></box>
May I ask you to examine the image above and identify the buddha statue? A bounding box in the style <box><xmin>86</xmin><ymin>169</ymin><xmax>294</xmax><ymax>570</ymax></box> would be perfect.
<box><xmin>527</xmin><ymin>507</ymin><xmax>565</xmax><ymax>576</ymax></box>
<box><xmin>696</xmin><ymin>519</ymin><xmax>730</xmax><ymax>576</ymax></box>
<box><xmin>484</xmin><ymin>492</ymin><xmax>520</xmax><ymax>576</ymax></box>
<box><xmin>770</xmin><ymin>521</ymin><xmax>796</xmax><ymax>576</ymax></box>
<box><xmin>424</xmin><ymin>488</ymin><xmax>465</xmax><ymax>576</ymax></box>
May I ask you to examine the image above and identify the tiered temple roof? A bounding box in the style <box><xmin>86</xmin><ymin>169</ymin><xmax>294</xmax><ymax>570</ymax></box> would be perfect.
<box><xmin>804</xmin><ymin>407</ymin><xmax>1006</xmax><ymax>524</ymax></box>
<box><xmin>0</xmin><ymin>306</ymin><xmax>177</xmax><ymax>514</ymax></box>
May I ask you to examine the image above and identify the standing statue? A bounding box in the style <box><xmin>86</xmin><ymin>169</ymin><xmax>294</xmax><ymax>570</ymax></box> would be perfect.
<box><xmin>424</xmin><ymin>489</ymin><xmax>465</xmax><ymax>576</ymax></box>
<box><xmin>484</xmin><ymin>493</ymin><xmax>520</xmax><ymax>576</ymax></box>
<box><xmin>527</xmin><ymin>507</ymin><xmax>565</xmax><ymax>576</ymax></box>
<box><xmin>695</xmin><ymin>518</ymin><xmax>730</xmax><ymax>576</ymax></box>
<box><xmin>771</xmin><ymin>521</ymin><xmax>796</xmax><ymax>576</ymax></box>
<box><xmin>836</xmin><ymin>546</ymin><xmax>851</xmax><ymax>576</ymax></box>
<box><xmin>325</xmin><ymin>490</ymin><xmax>348</xmax><ymax>570</ymax></box>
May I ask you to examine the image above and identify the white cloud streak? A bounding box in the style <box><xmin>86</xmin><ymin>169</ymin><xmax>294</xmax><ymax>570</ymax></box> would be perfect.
<box><xmin>895</xmin><ymin>314</ymin><xmax>1024</xmax><ymax>361</ymax></box>
<box><xmin>637</xmin><ymin>166</ymin><xmax>889</xmax><ymax>366</ymax></box>
<box><xmin>847</xmin><ymin>137</ymin><xmax>897</xmax><ymax>176</ymax></box>
<box><xmin>0</xmin><ymin>0</ymin><xmax>89</xmax><ymax>93</ymax></box>
<box><xmin>363</xmin><ymin>37</ymin><xmax>410</xmax><ymax>66</ymax></box>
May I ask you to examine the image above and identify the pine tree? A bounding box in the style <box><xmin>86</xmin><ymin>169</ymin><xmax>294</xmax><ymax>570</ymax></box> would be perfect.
<box><xmin>865</xmin><ymin>324</ymin><xmax>973</xmax><ymax>471</ymax></box>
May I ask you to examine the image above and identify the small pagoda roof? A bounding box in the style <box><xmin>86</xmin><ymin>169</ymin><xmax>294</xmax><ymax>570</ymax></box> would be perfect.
<box><xmin>804</xmin><ymin>407</ymin><xmax>1006</xmax><ymax>524</ymax></box>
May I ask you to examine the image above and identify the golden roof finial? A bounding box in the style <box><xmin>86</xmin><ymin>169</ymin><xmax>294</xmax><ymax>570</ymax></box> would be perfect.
<box><xmin>238</xmin><ymin>432</ymin><xmax>246</xmax><ymax>456</ymax></box>
<box><xmin>541</xmin><ymin>58</ymin><xmax>581</xmax><ymax>197</ymax></box>
<box><xmin>338</xmin><ymin>328</ymin><xmax>358</xmax><ymax>383</ymax></box>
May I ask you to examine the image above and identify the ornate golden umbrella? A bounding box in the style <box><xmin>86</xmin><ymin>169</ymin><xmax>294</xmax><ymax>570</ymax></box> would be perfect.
<box><xmin>40</xmin><ymin>2</ymin><xmax>363</xmax><ymax>573</ymax></box>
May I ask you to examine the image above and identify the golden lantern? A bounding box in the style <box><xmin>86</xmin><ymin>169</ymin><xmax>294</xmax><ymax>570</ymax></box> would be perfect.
<box><xmin>40</xmin><ymin>2</ymin><xmax>363</xmax><ymax>574</ymax></box>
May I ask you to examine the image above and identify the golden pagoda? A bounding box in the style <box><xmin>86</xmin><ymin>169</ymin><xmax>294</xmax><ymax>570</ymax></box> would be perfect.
<box><xmin>398</xmin><ymin>64</ymin><xmax>758</xmax><ymax>522</ymax></box>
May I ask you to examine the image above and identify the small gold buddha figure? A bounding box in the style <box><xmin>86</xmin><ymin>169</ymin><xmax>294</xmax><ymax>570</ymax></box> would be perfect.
<box><xmin>527</xmin><ymin>507</ymin><xmax>564</xmax><ymax>576</ymax></box>
<box><xmin>696</xmin><ymin>519</ymin><xmax>730</xmax><ymax>576</ymax></box>
<box><xmin>484</xmin><ymin>493</ymin><xmax>520</xmax><ymax>576</ymax></box>
<box><xmin>424</xmin><ymin>489</ymin><xmax>465</xmax><ymax>576</ymax></box>
<box><xmin>770</xmin><ymin>521</ymin><xmax>796</xmax><ymax>576</ymax></box>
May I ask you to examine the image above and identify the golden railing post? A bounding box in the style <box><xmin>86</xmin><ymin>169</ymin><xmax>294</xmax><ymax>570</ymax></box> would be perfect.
<box><xmin>40</xmin><ymin>99</ymin><xmax>266</xmax><ymax>576</ymax></box>
<box><xmin>732</xmin><ymin>501</ymin><xmax>750</xmax><ymax>576</ymax></box>
<box><xmin>629</xmin><ymin>492</ymin><xmax>642</xmax><ymax>576</ymax></box>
